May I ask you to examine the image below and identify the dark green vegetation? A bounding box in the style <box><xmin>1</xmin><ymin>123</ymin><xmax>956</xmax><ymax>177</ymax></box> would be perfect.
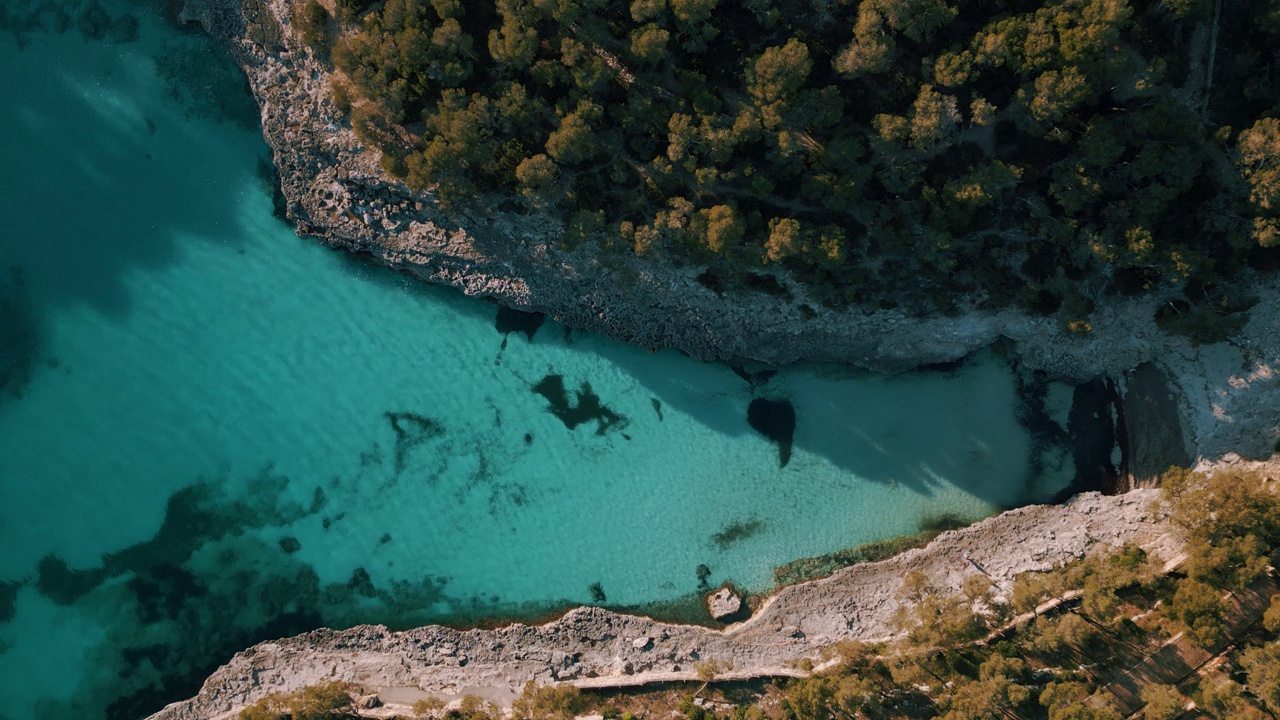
<box><xmin>240</xmin><ymin>682</ymin><xmax>356</xmax><ymax>720</ymax></box>
<box><xmin>309</xmin><ymin>0</ymin><xmax>1280</xmax><ymax>318</ymax></box>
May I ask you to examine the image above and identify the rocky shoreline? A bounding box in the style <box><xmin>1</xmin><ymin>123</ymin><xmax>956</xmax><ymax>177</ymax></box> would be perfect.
<box><xmin>143</xmin><ymin>0</ymin><xmax>1280</xmax><ymax>715</ymax></box>
<box><xmin>147</xmin><ymin>489</ymin><xmax>1175</xmax><ymax>720</ymax></box>
<box><xmin>175</xmin><ymin>0</ymin><xmax>1280</xmax><ymax>465</ymax></box>
<box><xmin>177</xmin><ymin>0</ymin><xmax>1269</xmax><ymax>384</ymax></box>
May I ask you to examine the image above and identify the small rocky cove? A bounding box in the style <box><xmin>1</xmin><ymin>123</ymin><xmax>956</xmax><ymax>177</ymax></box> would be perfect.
<box><xmin>3</xmin><ymin>0</ymin><xmax>1280</xmax><ymax>716</ymax></box>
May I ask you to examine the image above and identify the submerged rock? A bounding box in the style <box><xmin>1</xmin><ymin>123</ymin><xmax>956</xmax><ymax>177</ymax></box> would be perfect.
<box><xmin>705</xmin><ymin>586</ymin><xmax>744</xmax><ymax>622</ymax></box>
<box><xmin>747</xmin><ymin>398</ymin><xmax>796</xmax><ymax>468</ymax></box>
<box><xmin>495</xmin><ymin>306</ymin><xmax>545</xmax><ymax>342</ymax></box>
<box><xmin>532</xmin><ymin>374</ymin><xmax>627</xmax><ymax>435</ymax></box>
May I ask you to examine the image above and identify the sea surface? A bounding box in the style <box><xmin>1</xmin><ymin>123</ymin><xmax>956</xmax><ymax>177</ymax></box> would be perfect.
<box><xmin>0</xmin><ymin>3</ymin><xmax>1076</xmax><ymax>719</ymax></box>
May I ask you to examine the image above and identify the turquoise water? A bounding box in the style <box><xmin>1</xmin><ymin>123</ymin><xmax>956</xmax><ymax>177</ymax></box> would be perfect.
<box><xmin>0</xmin><ymin>5</ymin><xmax>1074</xmax><ymax>719</ymax></box>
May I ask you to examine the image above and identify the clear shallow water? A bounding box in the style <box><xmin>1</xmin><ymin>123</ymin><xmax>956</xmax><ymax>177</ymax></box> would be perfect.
<box><xmin>0</xmin><ymin>6</ymin><xmax>1073</xmax><ymax>720</ymax></box>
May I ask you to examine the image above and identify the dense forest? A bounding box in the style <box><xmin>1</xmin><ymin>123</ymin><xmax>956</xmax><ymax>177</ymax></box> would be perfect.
<box><xmin>243</xmin><ymin>465</ymin><xmax>1280</xmax><ymax>719</ymax></box>
<box><xmin>294</xmin><ymin>0</ymin><xmax>1280</xmax><ymax>320</ymax></box>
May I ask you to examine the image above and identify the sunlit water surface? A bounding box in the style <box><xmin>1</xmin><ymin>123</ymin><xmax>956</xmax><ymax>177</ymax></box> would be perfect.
<box><xmin>0</xmin><ymin>6</ymin><xmax>1075</xmax><ymax>719</ymax></box>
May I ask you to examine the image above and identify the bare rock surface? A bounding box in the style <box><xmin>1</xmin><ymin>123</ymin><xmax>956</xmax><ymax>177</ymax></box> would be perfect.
<box><xmin>147</xmin><ymin>490</ymin><xmax>1172</xmax><ymax>720</ymax></box>
<box><xmin>705</xmin><ymin>587</ymin><xmax>743</xmax><ymax>622</ymax></box>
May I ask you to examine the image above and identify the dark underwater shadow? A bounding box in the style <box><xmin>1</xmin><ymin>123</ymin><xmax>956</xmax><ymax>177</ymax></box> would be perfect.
<box><xmin>0</xmin><ymin>9</ymin><xmax>265</xmax><ymax>402</ymax></box>
<box><xmin>521</xmin><ymin>324</ymin><xmax>1064</xmax><ymax>508</ymax></box>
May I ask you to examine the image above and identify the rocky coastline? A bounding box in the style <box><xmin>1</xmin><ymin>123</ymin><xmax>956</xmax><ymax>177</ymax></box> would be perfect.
<box><xmin>175</xmin><ymin>0</ymin><xmax>1280</xmax><ymax>464</ymax></box>
<box><xmin>147</xmin><ymin>489</ymin><xmax>1176</xmax><ymax>720</ymax></box>
<box><xmin>142</xmin><ymin>0</ymin><xmax>1280</xmax><ymax>715</ymax></box>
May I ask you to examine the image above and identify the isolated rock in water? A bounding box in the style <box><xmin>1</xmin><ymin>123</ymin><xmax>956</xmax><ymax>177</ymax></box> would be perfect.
<box><xmin>706</xmin><ymin>586</ymin><xmax>743</xmax><ymax>621</ymax></box>
<box><xmin>747</xmin><ymin>398</ymin><xmax>796</xmax><ymax>468</ymax></box>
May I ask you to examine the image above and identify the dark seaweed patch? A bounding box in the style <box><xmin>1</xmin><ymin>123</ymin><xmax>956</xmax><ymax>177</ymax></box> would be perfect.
<box><xmin>36</xmin><ymin>555</ymin><xmax>109</xmax><ymax>605</ymax></box>
<box><xmin>696</xmin><ymin>564</ymin><xmax>712</xmax><ymax>590</ymax></box>
<box><xmin>309</xmin><ymin>486</ymin><xmax>327</xmax><ymax>514</ymax></box>
<box><xmin>495</xmin><ymin>306</ymin><xmax>545</xmax><ymax>342</ymax></box>
<box><xmin>651</xmin><ymin>397</ymin><xmax>664</xmax><ymax>421</ymax></box>
<box><xmin>711</xmin><ymin>518</ymin><xmax>765</xmax><ymax>549</ymax></box>
<box><xmin>588</xmin><ymin>582</ymin><xmax>607</xmax><ymax>603</ymax></box>
<box><xmin>0</xmin><ymin>267</ymin><xmax>40</xmax><ymax>404</ymax></box>
<box><xmin>747</xmin><ymin>398</ymin><xmax>796</xmax><ymax>468</ymax></box>
<box><xmin>128</xmin><ymin>563</ymin><xmax>207</xmax><ymax>624</ymax></box>
<box><xmin>0</xmin><ymin>580</ymin><xmax>21</xmax><ymax>623</ymax></box>
<box><xmin>347</xmin><ymin>568</ymin><xmax>377</xmax><ymax>598</ymax></box>
<box><xmin>531</xmin><ymin>374</ymin><xmax>628</xmax><ymax>435</ymax></box>
<box><xmin>35</xmin><ymin>473</ymin><xmax>309</xmax><ymax>606</ymax></box>
<box><xmin>385</xmin><ymin>412</ymin><xmax>445</xmax><ymax>474</ymax></box>
<box><xmin>279</xmin><ymin>536</ymin><xmax>302</xmax><ymax>553</ymax></box>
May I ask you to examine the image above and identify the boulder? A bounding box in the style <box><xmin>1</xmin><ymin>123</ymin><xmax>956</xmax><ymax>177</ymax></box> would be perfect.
<box><xmin>706</xmin><ymin>587</ymin><xmax>743</xmax><ymax>622</ymax></box>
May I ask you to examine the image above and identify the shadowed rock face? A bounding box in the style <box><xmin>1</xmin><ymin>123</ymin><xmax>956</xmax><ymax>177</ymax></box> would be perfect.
<box><xmin>1123</xmin><ymin>362</ymin><xmax>1192</xmax><ymax>488</ymax></box>
<box><xmin>1067</xmin><ymin>379</ymin><xmax>1120</xmax><ymax>493</ymax></box>
<box><xmin>747</xmin><ymin>398</ymin><xmax>795</xmax><ymax>468</ymax></box>
<box><xmin>495</xmin><ymin>306</ymin><xmax>545</xmax><ymax>342</ymax></box>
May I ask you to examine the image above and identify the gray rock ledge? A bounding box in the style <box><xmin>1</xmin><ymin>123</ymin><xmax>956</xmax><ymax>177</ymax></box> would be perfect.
<box><xmin>147</xmin><ymin>489</ymin><xmax>1174</xmax><ymax>720</ymax></box>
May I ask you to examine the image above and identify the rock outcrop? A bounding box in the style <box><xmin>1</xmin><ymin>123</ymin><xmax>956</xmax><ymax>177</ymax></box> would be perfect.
<box><xmin>705</xmin><ymin>587</ymin><xmax>744</xmax><ymax>622</ymax></box>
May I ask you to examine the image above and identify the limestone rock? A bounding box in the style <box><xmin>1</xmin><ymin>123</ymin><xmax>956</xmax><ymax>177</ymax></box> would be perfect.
<box><xmin>706</xmin><ymin>587</ymin><xmax>743</xmax><ymax>622</ymax></box>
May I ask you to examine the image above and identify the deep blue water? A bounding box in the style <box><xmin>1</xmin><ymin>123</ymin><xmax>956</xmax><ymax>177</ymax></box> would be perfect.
<box><xmin>0</xmin><ymin>4</ymin><xmax>1076</xmax><ymax>718</ymax></box>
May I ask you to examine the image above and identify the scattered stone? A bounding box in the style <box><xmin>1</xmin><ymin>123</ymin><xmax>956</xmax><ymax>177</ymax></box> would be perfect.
<box><xmin>705</xmin><ymin>586</ymin><xmax>743</xmax><ymax>622</ymax></box>
<box><xmin>631</xmin><ymin>636</ymin><xmax>652</xmax><ymax>650</ymax></box>
<box><xmin>356</xmin><ymin>694</ymin><xmax>382</xmax><ymax>709</ymax></box>
<box><xmin>278</xmin><ymin>536</ymin><xmax>301</xmax><ymax>554</ymax></box>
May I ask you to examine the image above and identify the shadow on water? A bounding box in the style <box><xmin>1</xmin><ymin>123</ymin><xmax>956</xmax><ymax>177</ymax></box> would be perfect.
<box><xmin>554</xmin><ymin>335</ymin><xmax>1065</xmax><ymax>506</ymax></box>
<box><xmin>0</xmin><ymin>0</ymin><xmax>265</xmax><ymax>346</ymax></box>
<box><xmin>0</xmin><ymin>267</ymin><xmax>41</xmax><ymax>404</ymax></box>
